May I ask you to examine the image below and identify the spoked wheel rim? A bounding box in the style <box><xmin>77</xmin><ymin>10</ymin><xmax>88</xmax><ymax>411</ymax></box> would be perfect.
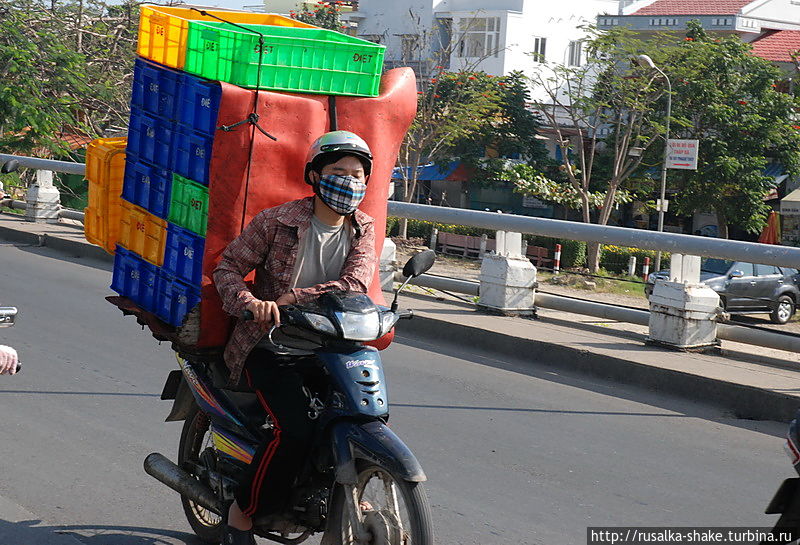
<box><xmin>778</xmin><ymin>300</ymin><xmax>794</xmax><ymax>322</ymax></box>
<box><xmin>341</xmin><ymin>466</ymin><xmax>422</xmax><ymax>545</ymax></box>
<box><xmin>179</xmin><ymin>409</ymin><xmax>224</xmax><ymax>542</ymax></box>
<box><xmin>187</xmin><ymin>415</ymin><xmax>223</xmax><ymax>527</ymax></box>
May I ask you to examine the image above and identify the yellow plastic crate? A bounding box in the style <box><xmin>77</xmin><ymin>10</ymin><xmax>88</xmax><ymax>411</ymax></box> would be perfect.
<box><xmin>137</xmin><ymin>5</ymin><xmax>314</xmax><ymax>70</ymax></box>
<box><xmin>84</xmin><ymin>137</ymin><xmax>127</xmax><ymax>254</ymax></box>
<box><xmin>119</xmin><ymin>200</ymin><xmax>167</xmax><ymax>266</ymax></box>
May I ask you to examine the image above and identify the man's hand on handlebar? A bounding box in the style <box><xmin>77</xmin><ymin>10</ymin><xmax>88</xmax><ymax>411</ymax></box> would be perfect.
<box><xmin>245</xmin><ymin>300</ymin><xmax>281</xmax><ymax>330</ymax></box>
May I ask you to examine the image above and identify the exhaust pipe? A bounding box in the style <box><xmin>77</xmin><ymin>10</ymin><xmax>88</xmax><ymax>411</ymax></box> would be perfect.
<box><xmin>143</xmin><ymin>453</ymin><xmax>224</xmax><ymax>516</ymax></box>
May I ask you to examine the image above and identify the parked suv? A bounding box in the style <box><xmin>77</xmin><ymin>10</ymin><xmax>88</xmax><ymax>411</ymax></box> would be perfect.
<box><xmin>644</xmin><ymin>258</ymin><xmax>800</xmax><ymax>324</ymax></box>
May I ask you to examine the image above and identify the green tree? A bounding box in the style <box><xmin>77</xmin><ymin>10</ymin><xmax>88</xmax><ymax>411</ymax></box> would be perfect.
<box><xmin>512</xmin><ymin>26</ymin><xmax>676</xmax><ymax>270</ymax></box>
<box><xmin>0</xmin><ymin>0</ymin><xmax>137</xmax><ymax>156</ymax></box>
<box><xmin>451</xmin><ymin>70</ymin><xmax>551</xmax><ymax>186</ymax></box>
<box><xmin>0</xmin><ymin>0</ymin><xmax>88</xmax><ymax>155</ymax></box>
<box><xmin>668</xmin><ymin>21</ymin><xmax>800</xmax><ymax>238</ymax></box>
<box><xmin>396</xmin><ymin>69</ymin><xmax>504</xmax><ymax>236</ymax></box>
<box><xmin>290</xmin><ymin>1</ymin><xmax>346</xmax><ymax>32</ymax></box>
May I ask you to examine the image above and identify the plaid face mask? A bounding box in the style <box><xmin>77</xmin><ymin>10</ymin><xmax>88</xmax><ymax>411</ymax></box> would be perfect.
<box><xmin>318</xmin><ymin>174</ymin><xmax>367</xmax><ymax>215</ymax></box>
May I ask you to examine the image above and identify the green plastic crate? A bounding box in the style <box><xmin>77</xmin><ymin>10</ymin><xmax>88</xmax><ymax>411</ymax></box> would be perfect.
<box><xmin>184</xmin><ymin>22</ymin><xmax>385</xmax><ymax>97</ymax></box>
<box><xmin>168</xmin><ymin>173</ymin><xmax>209</xmax><ymax>236</ymax></box>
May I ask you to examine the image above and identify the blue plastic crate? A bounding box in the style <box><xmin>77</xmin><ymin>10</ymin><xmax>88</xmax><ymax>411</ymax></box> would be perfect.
<box><xmin>163</xmin><ymin>223</ymin><xmax>205</xmax><ymax>286</ymax></box>
<box><xmin>110</xmin><ymin>245</ymin><xmax>159</xmax><ymax>312</ymax></box>
<box><xmin>127</xmin><ymin>106</ymin><xmax>175</xmax><ymax>170</ymax></box>
<box><xmin>172</xmin><ymin>126</ymin><xmax>213</xmax><ymax>185</ymax></box>
<box><xmin>177</xmin><ymin>73</ymin><xmax>221</xmax><ymax>137</ymax></box>
<box><xmin>131</xmin><ymin>58</ymin><xmax>181</xmax><ymax>120</ymax></box>
<box><xmin>122</xmin><ymin>155</ymin><xmax>172</xmax><ymax>219</ymax></box>
<box><xmin>155</xmin><ymin>270</ymin><xmax>201</xmax><ymax>327</ymax></box>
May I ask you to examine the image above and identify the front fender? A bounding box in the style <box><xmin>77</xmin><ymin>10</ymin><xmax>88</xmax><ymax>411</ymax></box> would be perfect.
<box><xmin>331</xmin><ymin>420</ymin><xmax>426</xmax><ymax>485</ymax></box>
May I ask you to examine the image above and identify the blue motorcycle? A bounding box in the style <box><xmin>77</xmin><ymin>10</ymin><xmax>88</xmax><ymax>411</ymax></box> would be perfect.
<box><xmin>144</xmin><ymin>250</ymin><xmax>436</xmax><ymax>545</ymax></box>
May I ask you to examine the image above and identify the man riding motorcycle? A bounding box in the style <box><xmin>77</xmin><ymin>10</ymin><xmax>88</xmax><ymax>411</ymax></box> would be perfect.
<box><xmin>212</xmin><ymin>131</ymin><xmax>377</xmax><ymax>545</ymax></box>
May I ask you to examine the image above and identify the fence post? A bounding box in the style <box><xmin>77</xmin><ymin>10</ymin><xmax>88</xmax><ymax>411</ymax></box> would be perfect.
<box><xmin>429</xmin><ymin>228</ymin><xmax>438</xmax><ymax>252</ymax></box>
<box><xmin>553</xmin><ymin>244</ymin><xmax>562</xmax><ymax>274</ymax></box>
<box><xmin>25</xmin><ymin>170</ymin><xmax>61</xmax><ymax>223</ymax></box>
<box><xmin>479</xmin><ymin>234</ymin><xmax>488</xmax><ymax>257</ymax></box>
<box><xmin>642</xmin><ymin>257</ymin><xmax>651</xmax><ymax>282</ymax></box>
<box><xmin>496</xmin><ymin>231</ymin><xmax>506</xmax><ymax>256</ymax></box>
<box><xmin>627</xmin><ymin>256</ymin><xmax>637</xmax><ymax>277</ymax></box>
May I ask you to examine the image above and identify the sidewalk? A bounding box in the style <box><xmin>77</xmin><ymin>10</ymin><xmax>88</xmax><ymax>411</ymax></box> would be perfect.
<box><xmin>3</xmin><ymin>212</ymin><xmax>800</xmax><ymax>422</ymax></box>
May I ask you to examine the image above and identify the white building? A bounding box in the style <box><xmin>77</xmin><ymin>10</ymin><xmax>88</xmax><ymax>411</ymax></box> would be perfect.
<box><xmin>347</xmin><ymin>0</ymin><xmax>619</xmax><ymax>88</ymax></box>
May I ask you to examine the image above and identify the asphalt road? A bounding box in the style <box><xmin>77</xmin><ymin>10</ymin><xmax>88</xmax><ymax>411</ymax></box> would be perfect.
<box><xmin>0</xmin><ymin>238</ymin><xmax>794</xmax><ymax>545</ymax></box>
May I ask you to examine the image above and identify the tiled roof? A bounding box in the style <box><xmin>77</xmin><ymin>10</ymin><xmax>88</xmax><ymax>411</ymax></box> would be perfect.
<box><xmin>750</xmin><ymin>30</ymin><xmax>800</xmax><ymax>62</ymax></box>
<box><xmin>632</xmin><ymin>0</ymin><xmax>752</xmax><ymax>16</ymax></box>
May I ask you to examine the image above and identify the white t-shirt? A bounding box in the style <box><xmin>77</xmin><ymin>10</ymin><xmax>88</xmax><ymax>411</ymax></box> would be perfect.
<box><xmin>289</xmin><ymin>215</ymin><xmax>353</xmax><ymax>290</ymax></box>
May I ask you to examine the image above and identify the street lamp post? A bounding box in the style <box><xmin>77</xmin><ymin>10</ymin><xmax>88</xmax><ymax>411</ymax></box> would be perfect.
<box><xmin>637</xmin><ymin>54</ymin><xmax>671</xmax><ymax>272</ymax></box>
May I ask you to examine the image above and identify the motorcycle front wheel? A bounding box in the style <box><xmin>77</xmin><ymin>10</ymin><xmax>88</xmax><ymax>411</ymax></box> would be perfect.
<box><xmin>178</xmin><ymin>407</ymin><xmax>225</xmax><ymax>543</ymax></box>
<box><xmin>323</xmin><ymin>461</ymin><xmax>434</xmax><ymax>545</ymax></box>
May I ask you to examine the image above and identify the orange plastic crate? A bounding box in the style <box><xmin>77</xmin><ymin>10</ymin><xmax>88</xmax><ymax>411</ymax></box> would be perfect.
<box><xmin>137</xmin><ymin>5</ymin><xmax>314</xmax><ymax>70</ymax></box>
<box><xmin>84</xmin><ymin>137</ymin><xmax>127</xmax><ymax>254</ymax></box>
<box><xmin>119</xmin><ymin>200</ymin><xmax>167</xmax><ymax>266</ymax></box>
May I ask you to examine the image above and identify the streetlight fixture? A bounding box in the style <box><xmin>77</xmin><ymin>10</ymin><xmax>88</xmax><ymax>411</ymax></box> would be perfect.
<box><xmin>636</xmin><ymin>54</ymin><xmax>672</xmax><ymax>272</ymax></box>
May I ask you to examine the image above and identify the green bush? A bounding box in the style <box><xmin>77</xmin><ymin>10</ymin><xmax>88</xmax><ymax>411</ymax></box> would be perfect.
<box><xmin>560</xmin><ymin>239</ymin><xmax>587</xmax><ymax>268</ymax></box>
<box><xmin>386</xmin><ymin>217</ymin><xmax>495</xmax><ymax>240</ymax></box>
<box><xmin>599</xmin><ymin>245</ymin><xmax>668</xmax><ymax>274</ymax></box>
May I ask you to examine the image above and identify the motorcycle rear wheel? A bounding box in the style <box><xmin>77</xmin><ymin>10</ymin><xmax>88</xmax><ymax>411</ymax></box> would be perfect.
<box><xmin>178</xmin><ymin>407</ymin><xmax>225</xmax><ymax>543</ymax></box>
<box><xmin>323</xmin><ymin>461</ymin><xmax>434</xmax><ymax>545</ymax></box>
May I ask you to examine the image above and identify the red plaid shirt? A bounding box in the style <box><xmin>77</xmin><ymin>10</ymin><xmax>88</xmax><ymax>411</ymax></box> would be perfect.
<box><xmin>213</xmin><ymin>197</ymin><xmax>376</xmax><ymax>382</ymax></box>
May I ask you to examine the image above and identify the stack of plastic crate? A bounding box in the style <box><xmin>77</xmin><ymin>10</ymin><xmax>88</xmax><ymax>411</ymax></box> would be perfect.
<box><xmin>99</xmin><ymin>4</ymin><xmax>385</xmax><ymax>329</ymax></box>
<box><xmin>117</xmin><ymin>54</ymin><xmax>220</xmax><ymax>327</ymax></box>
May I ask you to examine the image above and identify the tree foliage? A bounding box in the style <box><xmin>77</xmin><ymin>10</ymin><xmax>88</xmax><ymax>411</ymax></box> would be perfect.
<box><xmin>516</xmin><ymin>26</ymin><xmax>673</xmax><ymax>226</ymax></box>
<box><xmin>0</xmin><ymin>0</ymin><xmax>138</xmax><ymax>156</ymax></box>
<box><xmin>667</xmin><ymin>21</ymin><xmax>800</xmax><ymax>238</ymax></box>
<box><xmin>515</xmin><ymin>25</ymin><xmax>675</xmax><ymax>269</ymax></box>
<box><xmin>451</xmin><ymin>71</ymin><xmax>550</xmax><ymax>185</ymax></box>
<box><xmin>290</xmin><ymin>1</ymin><xmax>346</xmax><ymax>32</ymax></box>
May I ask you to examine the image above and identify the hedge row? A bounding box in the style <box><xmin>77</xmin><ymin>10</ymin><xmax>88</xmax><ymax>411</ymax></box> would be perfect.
<box><xmin>386</xmin><ymin>218</ymin><xmax>668</xmax><ymax>272</ymax></box>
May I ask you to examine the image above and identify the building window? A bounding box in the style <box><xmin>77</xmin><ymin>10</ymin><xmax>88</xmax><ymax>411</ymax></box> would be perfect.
<box><xmin>457</xmin><ymin>16</ymin><xmax>501</xmax><ymax>58</ymax></box>
<box><xmin>532</xmin><ymin>36</ymin><xmax>547</xmax><ymax>63</ymax></box>
<box><xmin>568</xmin><ymin>40</ymin><xmax>582</xmax><ymax>66</ymax></box>
<box><xmin>650</xmin><ymin>18</ymin><xmax>677</xmax><ymax>26</ymax></box>
<box><xmin>710</xmin><ymin>18</ymin><xmax>732</xmax><ymax>26</ymax></box>
<box><xmin>599</xmin><ymin>17</ymin><xmax>619</xmax><ymax>26</ymax></box>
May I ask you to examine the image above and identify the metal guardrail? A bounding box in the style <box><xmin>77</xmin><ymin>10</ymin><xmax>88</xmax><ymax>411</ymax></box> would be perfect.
<box><xmin>4</xmin><ymin>152</ymin><xmax>800</xmax><ymax>354</ymax></box>
<box><xmin>0</xmin><ymin>154</ymin><xmax>86</xmax><ymax>176</ymax></box>
<box><xmin>405</xmin><ymin>272</ymin><xmax>800</xmax><ymax>354</ymax></box>
<box><xmin>388</xmin><ymin>202</ymin><xmax>800</xmax><ymax>270</ymax></box>
<box><xmin>0</xmin><ymin>154</ymin><xmax>86</xmax><ymax>221</ymax></box>
<box><xmin>3</xmin><ymin>152</ymin><xmax>799</xmax><ymax>271</ymax></box>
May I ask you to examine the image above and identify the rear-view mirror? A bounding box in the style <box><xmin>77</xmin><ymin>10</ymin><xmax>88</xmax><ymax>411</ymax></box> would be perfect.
<box><xmin>402</xmin><ymin>250</ymin><xmax>436</xmax><ymax>278</ymax></box>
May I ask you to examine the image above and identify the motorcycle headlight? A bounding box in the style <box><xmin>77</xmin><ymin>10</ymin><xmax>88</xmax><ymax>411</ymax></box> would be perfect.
<box><xmin>380</xmin><ymin>311</ymin><xmax>399</xmax><ymax>336</ymax></box>
<box><xmin>335</xmin><ymin>310</ymin><xmax>381</xmax><ymax>341</ymax></box>
<box><xmin>304</xmin><ymin>313</ymin><xmax>337</xmax><ymax>336</ymax></box>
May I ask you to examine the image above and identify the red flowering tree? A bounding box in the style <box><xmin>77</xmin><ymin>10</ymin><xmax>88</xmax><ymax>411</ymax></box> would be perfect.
<box><xmin>289</xmin><ymin>1</ymin><xmax>345</xmax><ymax>32</ymax></box>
